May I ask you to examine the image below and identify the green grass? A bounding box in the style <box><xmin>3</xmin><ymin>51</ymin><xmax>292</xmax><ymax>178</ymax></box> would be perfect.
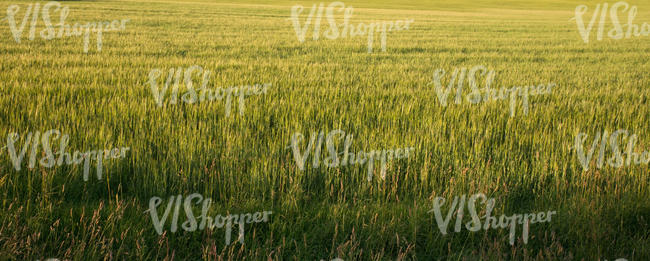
<box><xmin>1</xmin><ymin>0</ymin><xmax>649</xmax><ymax>260</ymax></box>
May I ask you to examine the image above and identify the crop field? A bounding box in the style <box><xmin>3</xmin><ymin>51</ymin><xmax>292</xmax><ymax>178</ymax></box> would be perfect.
<box><xmin>0</xmin><ymin>0</ymin><xmax>649</xmax><ymax>260</ymax></box>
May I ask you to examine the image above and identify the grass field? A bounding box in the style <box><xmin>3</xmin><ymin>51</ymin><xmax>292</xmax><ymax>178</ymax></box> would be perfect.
<box><xmin>1</xmin><ymin>0</ymin><xmax>649</xmax><ymax>260</ymax></box>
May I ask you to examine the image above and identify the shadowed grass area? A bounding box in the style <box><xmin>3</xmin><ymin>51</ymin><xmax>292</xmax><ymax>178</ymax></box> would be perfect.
<box><xmin>0</xmin><ymin>0</ymin><xmax>649</xmax><ymax>260</ymax></box>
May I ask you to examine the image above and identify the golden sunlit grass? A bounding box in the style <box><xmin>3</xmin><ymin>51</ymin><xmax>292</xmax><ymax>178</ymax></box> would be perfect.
<box><xmin>0</xmin><ymin>0</ymin><xmax>649</xmax><ymax>259</ymax></box>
